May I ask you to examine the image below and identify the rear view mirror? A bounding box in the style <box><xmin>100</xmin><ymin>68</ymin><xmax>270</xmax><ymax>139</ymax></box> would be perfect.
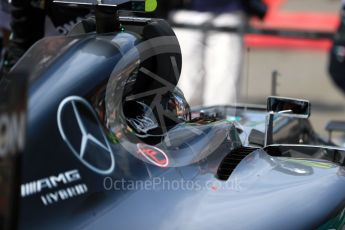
<box><xmin>267</xmin><ymin>96</ymin><xmax>310</xmax><ymax>118</ymax></box>
<box><xmin>265</xmin><ymin>96</ymin><xmax>311</xmax><ymax>146</ymax></box>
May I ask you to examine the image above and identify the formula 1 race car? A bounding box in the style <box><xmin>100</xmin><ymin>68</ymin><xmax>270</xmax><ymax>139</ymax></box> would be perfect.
<box><xmin>1</xmin><ymin>1</ymin><xmax>345</xmax><ymax>229</ymax></box>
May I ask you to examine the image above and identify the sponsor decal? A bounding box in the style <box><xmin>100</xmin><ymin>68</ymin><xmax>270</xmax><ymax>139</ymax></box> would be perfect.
<box><xmin>21</xmin><ymin>169</ymin><xmax>88</xmax><ymax>206</ymax></box>
<box><xmin>57</xmin><ymin>96</ymin><xmax>115</xmax><ymax>175</ymax></box>
<box><xmin>21</xmin><ymin>169</ymin><xmax>81</xmax><ymax>197</ymax></box>
<box><xmin>137</xmin><ymin>143</ymin><xmax>169</xmax><ymax>167</ymax></box>
<box><xmin>40</xmin><ymin>184</ymin><xmax>88</xmax><ymax>206</ymax></box>
<box><xmin>56</xmin><ymin>15</ymin><xmax>92</xmax><ymax>35</ymax></box>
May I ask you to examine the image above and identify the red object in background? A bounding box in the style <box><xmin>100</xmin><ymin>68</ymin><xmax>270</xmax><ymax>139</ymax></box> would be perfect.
<box><xmin>245</xmin><ymin>0</ymin><xmax>339</xmax><ymax>50</ymax></box>
<box><xmin>245</xmin><ymin>35</ymin><xmax>332</xmax><ymax>50</ymax></box>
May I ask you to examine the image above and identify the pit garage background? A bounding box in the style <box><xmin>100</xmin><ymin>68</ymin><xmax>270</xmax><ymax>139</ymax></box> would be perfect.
<box><xmin>241</xmin><ymin>0</ymin><xmax>343</xmax><ymax>139</ymax></box>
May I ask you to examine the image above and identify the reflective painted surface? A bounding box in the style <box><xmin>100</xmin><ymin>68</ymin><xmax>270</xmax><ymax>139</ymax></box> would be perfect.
<box><xmin>10</xmin><ymin>29</ymin><xmax>345</xmax><ymax>230</ymax></box>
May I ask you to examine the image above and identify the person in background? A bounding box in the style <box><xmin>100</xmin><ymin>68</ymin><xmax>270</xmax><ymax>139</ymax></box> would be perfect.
<box><xmin>329</xmin><ymin>0</ymin><xmax>345</xmax><ymax>95</ymax></box>
<box><xmin>170</xmin><ymin>0</ymin><xmax>267</xmax><ymax>106</ymax></box>
<box><xmin>1</xmin><ymin>0</ymin><xmax>90</xmax><ymax>75</ymax></box>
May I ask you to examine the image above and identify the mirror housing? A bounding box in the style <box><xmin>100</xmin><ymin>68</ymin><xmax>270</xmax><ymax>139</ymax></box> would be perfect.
<box><xmin>325</xmin><ymin>120</ymin><xmax>345</xmax><ymax>143</ymax></box>
<box><xmin>265</xmin><ymin>97</ymin><xmax>311</xmax><ymax>146</ymax></box>
<box><xmin>267</xmin><ymin>96</ymin><xmax>310</xmax><ymax>118</ymax></box>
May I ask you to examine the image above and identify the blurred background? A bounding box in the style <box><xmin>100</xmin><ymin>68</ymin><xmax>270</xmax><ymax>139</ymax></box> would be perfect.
<box><xmin>241</xmin><ymin>0</ymin><xmax>341</xmax><ymax>137</ymax></box>
<box><xmin>167</xmin><ymin>0</ymin><xmax>343</xmax><ymax>138</ymax></box>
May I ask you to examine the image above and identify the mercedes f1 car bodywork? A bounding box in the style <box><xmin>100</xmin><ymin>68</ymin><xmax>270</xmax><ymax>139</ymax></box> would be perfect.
<box><xmin>1</xmin><ymin>1</ymin><xmax>345</xmax><ymax>229</ymax></box>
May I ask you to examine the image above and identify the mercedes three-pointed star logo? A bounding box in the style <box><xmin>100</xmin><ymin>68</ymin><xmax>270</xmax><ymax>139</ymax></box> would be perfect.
<box><xmin>57</xmin><ymin>96</ymin><xmax>115</xmax><ymax>175</ymax></box>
